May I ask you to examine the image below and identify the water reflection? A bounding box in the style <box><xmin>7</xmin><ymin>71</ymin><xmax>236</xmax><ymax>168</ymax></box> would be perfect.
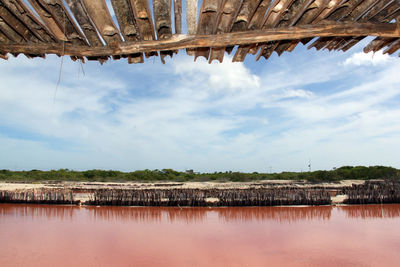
<box><xmin>338</xmin><ymin>204</ymin><xmax>400</xmax><ymax>219</ymax></box>
<box><xmin>0</xmin><ymin>204</ymin><xmax>76</xmax><ymax>221</ymax></box>
<box><xmin>218</xmin><ymin>206</ymin><xmax>333</xmax><ymax>222</ymax></box>
<box><xmin>2</xmin><ymin>204</ymin><xmax>400</xmax><ymax>223</ymax></box>
<box><xmin>89</xmin><ymin>207</ymin><xmax>208</xmax><ymax>223</ymax></box>
<box><xmin>86</xmin><ymin>206</ymin><xmax>332</xmax><ymax>223</ymax></box>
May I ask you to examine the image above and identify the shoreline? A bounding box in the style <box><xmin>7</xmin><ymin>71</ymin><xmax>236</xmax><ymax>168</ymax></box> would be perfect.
<box><xmin>1</xmin><ymin>180</ymin><xmax>399</xmax><ymax>206</ymax></box>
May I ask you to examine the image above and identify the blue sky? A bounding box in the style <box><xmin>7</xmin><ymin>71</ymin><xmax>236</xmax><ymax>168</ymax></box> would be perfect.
<box><xmin>0</xmin><ymin>37</ymin><xmax>399</xmax><ymax>172</ymax></box>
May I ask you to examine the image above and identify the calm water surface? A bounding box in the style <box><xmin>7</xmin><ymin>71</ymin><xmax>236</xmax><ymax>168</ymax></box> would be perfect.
<box><xmin>1</xmin><ymin>204</ymin><xmax>400</xmax><ymax>267</ymax></box>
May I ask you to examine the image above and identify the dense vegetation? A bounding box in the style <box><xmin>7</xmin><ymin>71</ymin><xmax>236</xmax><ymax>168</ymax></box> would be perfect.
<box><xmin>0</xmin><ymin>166</ymin><xmax>399</xmax><ymax>183</ymax></box>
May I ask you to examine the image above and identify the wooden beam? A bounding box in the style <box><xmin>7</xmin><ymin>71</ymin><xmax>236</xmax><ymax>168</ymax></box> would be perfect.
<box><xmin>1</xmin><ymin>22</ymin><xmax>399</xmax><ymax>57</ymax></box>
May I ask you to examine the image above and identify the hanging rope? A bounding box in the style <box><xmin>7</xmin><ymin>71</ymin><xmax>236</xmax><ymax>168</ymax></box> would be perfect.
<box><xmin>52</xmin><ymin>10</ymin><xmax>67</xmax><ymax>112</ymax></box>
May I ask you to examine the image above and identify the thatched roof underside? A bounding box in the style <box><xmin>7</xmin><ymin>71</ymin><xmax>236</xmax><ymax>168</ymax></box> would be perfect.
<box><xmin>0</xmin><ymin>0</ymin><xmax>399</xmax><ymax>64</ymax></box>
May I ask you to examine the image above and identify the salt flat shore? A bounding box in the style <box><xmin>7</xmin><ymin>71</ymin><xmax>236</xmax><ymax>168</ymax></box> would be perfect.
<box><xmin>0</xmin><ymin>179</ymin><xmax>366</xmax><ymax>191</ymax></box>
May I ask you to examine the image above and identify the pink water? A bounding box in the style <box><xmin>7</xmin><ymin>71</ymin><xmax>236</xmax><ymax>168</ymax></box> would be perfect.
<box><xmin>1</xmin><ymin>204</ymin><xmax>400</xmax><ymax>266</ymax></box>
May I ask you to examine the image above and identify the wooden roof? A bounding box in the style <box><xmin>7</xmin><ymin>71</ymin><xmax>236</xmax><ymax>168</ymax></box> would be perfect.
<box><xmin>0</xmin><ymin>0</ymin><xmax>399</xmax><ymax>63</ymax></box>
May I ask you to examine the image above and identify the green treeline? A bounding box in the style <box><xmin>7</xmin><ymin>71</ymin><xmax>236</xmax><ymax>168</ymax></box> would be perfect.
<box><xmin>0</xmin><ymin>166</ymin><xmax>399</xmax><ymax>183</ymax></box>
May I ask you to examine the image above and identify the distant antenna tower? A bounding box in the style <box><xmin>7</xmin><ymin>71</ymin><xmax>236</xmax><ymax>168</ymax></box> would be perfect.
<box><xmin>308</xmin><ymin>159</ymin><xmax>311</xmax><ymax>172</ymax></box>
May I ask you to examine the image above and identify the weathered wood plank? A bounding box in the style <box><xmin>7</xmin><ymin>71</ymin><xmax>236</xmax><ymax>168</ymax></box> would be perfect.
<box><xmin>111</xmin><ymin>0</ymin><xmax>138</xmax><ymax>41</ymax></box>
<box><xmin>383</xmin><ymin>6</ymin><xmax>400</xmax><ymax>22</ymax></box>
<box><xmin>0</xmin><ymin>50</ymin><xmax>8</xmax><ymax>59</ymax></box>
<box><xmin>375</xmin><ymin>1</ymin><xmax>399</xmax><ymax>23</ymax></box>
<box><xmin>130</xmin><ymin>0</ymin><xmax>155</xmax><ymax>41</ymax></box>
<box><xmin>185</xmin><ymin>0</ymin><xmax>197</xmax><ymax>55</ymax></box>
<box><xmin>363</xmin><ymin>0</ymin><xmax>396</xmax><ymax>22</ymax></box>
<box><xmin>209</xmin><ymin>0</ymin><xmax>243</xmax><ymax>63</ymax></box>
<box><xmin>306</xmin><ymin>0</ymin><xmax>363</xmax><ymax>47</ymax></box>
<box><xmin>81</xmin><ymin>0</ymin><xmax>122</xmax><ymax>46</ymax></box>
<box><xmin>1</xmin><ymin>0</ymin><xmax>55</xmax><ymax>42</ymax></box>
<box><xmin>153</xmin><ymin>0</ymin><xmax>174</xmax><ymax>63</ymax></box>
<box><xmin>174</xmin><ymin>0</ymin><xmax>182</xmax><ymax>34</ymax></box>
<box><xmin>110</xmin><ymin>0</ymin><xmax>143</xmax><ymax>63</ymax></box>
<box><xmin>231</xmin><ymin>0</ymin><xmax>261</xmax><ymax>31</ymax></box>
<box><xmin>263</xmin><ymin>0</ymin><xmax>296</xmax><ymax>28</ymax></box>
<box><xmin>233</xmin><ymin>0</ymin><xmax>271</xmax><ymax>62</ymax></box>
<box><xmin>1</xmin><ymin>21</ymin><xmax>398</xmax><ymax>57</ymax></box>
<box><xmin>360</xmin><ymin>2</ymin><xmax>400</xmax><ymax>55</ymax></box>
<box><xmin>28</xmin><ymin>0</ymin><xmax>87</xmax><ymax>45</ymax></box>
<box><xmin>186</xmin><ymin>0</ymin><xmax>198</xmax><ymax>34</ymax></box>
<box><xmin>383</xmin><ymin>38</ymin><xmax>400</xmax><ymax>55</ymax></box>
<box><xmin>308</xmin><ymin>0</ymin><xmax>380</xmax><ymax>51</ymax></box>
<box><xmin>65</xmin><ymin>0</ymin><xmax>103</xmax><ymax>46</ymax></box>
<box><xmin>327</xmin><ymin>0</ymin><xmax>363</xmax><ymax>21</ymax></box>
<box><xmin>335</xmin><ymin>0</ymin><xmax>396</xmax><ymax>52</ymax></box>
<box><xmin>226</xmin><ymin>0</ymin><xmax>261</xmax><ymax>54</ymax></box>
<box><xmin>256</xmin><ymin>0</ymin><xmax>296</xmax><ymax>61</ymax></box>
<box><xmin>129</xmin><ymin>0</ymin><xmax>157</xmax><ymax>57</ymax></box>
<box><xmin>312</xmin><ymin>0</ymin><xmax>343</xmax><ymax>24</ymax></box>
<box><xmin>26</xmin><ymin>0</ymin><xmax>66</xmax><ymax>41</ymax></box>
<box><xmin>289</xmin><ymin>0</ymin><xmax>315</xmax><ymax>26</ymax></box>
<box><xmin>0</xmin><ymin>16</ymin><xmax>24</xmax><ymax>43</ymax></box>
<box><xmin>0</xmin><ymin>3</ymin><xmax>39</xmax><ymax>42</ymax></box>
<box><xmin>277</xmin><ymin>0</ymin><xmax>342</xmax><ymax>55</ymax></box>
<box><xmin>0</xmin><ymin>27</ymin><xmax>11</xmax><ymax>43</ymax></box>
<box><xmin>270</xmin><ymin>0</ymin><xmax>316</xmax><ymax>58</ymax></box>
<box><xmin>195</xmin><ymin>0</ymin><xmax>223</xmax><ymax>60</ymax></box>
<box><xmin>153</xmin><ymin>0</ymin><xmax>172</xmax><ymax>39</ymax></box>
<box><xmin>363</xmin><ymin>37</ymin><xmax>395</xmax><ymax>53</ymax></box>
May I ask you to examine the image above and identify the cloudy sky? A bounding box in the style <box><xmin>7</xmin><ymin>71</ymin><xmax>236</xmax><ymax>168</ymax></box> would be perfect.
<box><xmin>0</xmin><ymin>37</ymin><xmax>399</xmax><ymax>172</ymax></box>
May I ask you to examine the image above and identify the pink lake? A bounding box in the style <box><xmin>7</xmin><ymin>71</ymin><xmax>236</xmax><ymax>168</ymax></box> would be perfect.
<box><xmin>1</xmin><ymin>204</ymin><xmax>400</xmax><ymax>266</ymax></box>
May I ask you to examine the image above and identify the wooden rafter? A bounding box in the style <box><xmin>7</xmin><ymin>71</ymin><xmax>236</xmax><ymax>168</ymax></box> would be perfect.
<box><xmin>1</xmin><ymin>21</ymin><xmax>399</xmax><ymax>57</ymax></box>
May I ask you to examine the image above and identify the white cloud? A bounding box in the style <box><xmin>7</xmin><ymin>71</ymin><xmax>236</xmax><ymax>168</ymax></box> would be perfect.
<box><xmin>283</xmin><ymin>60</ymin><xmax>400</xmax><ymax>123</ymax></box>
<box><xmin>343</xmin><ymin>51</ymin><xmax>391</xmax><ymax>66</ymax></box>
<box><xmin>174</xmin><ymin>56</ymin><xmax>260</xmax><ymax>92</ymax></box>
<box><xmin>280</xmin><ymin>89</ymin><xmax>314</xmax><ymax>99</ymax></box>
